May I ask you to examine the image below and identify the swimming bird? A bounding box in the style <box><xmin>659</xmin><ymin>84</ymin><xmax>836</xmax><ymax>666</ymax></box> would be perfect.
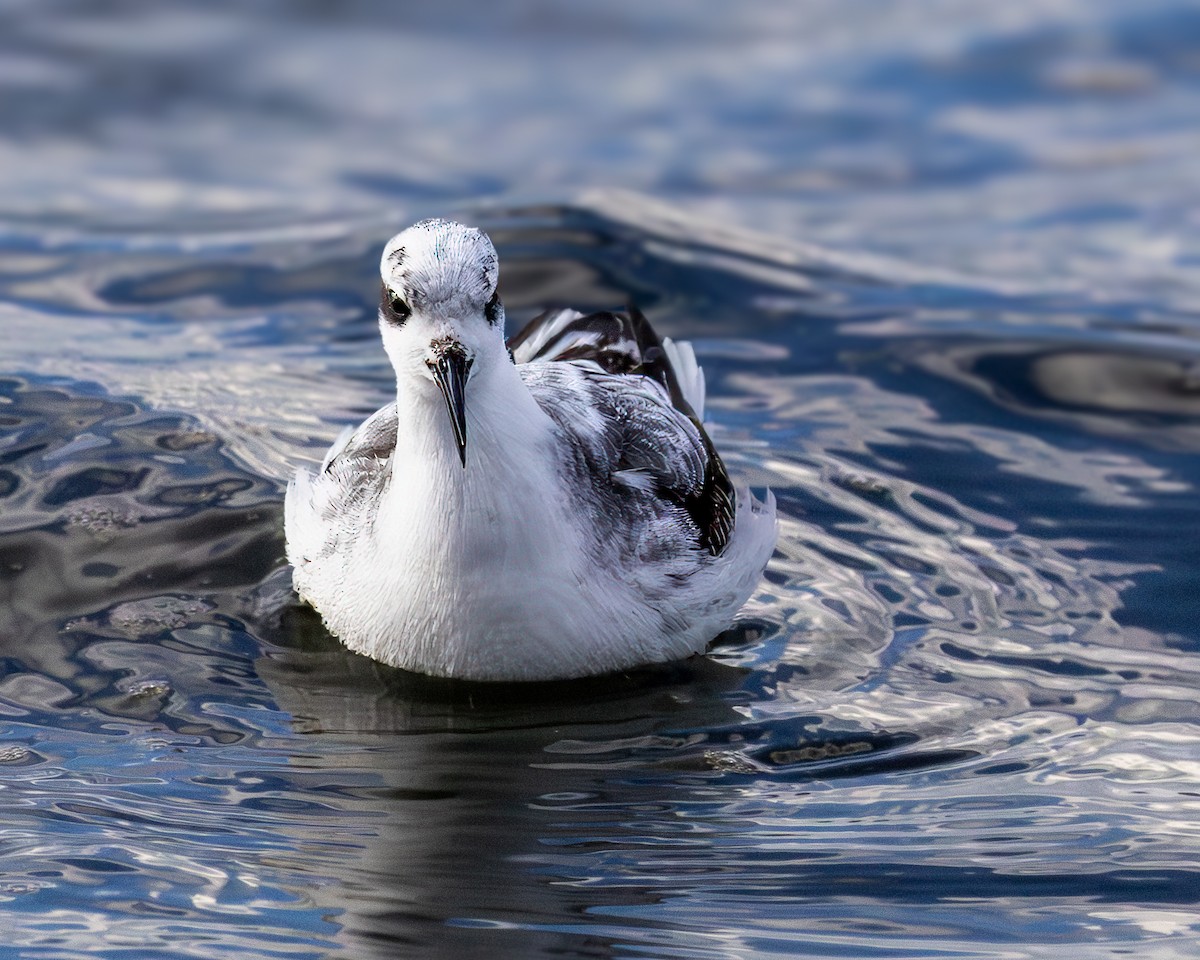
<box><xmin>285</xmin><ymin>219</ymin><xmax>776</xmax><ymax>681</ymax></box>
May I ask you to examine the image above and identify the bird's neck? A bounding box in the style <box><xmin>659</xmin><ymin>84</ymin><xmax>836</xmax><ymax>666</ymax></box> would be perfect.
<box><xmin>391</xmin><ymin>357</ymin><xmax>554</xmax><ymax>485</ymax></box>
<box><xmin>380</xmin><ymin>357</ymin><xmax>576</xmax><ymax>577</ymax></box>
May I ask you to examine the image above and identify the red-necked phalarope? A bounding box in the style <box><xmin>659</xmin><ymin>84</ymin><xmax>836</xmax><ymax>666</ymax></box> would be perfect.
<box><xmin>285</xmin><ymin>219</ymin><xmax>776</xmax><ymax>681</ymax></box>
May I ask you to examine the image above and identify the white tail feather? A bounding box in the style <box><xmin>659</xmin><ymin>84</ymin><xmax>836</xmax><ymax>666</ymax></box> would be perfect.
<box><xmin>662</xmin><ymin>337</ymin><xmax>706</xmax><ymax>420</ymax></box>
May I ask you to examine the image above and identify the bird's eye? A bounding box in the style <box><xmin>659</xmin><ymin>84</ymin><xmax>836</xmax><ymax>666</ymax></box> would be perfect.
<box><xmin>381</xmin><ymin>284</ymin><xmax>411</xmax><ymax>325</ymax></box>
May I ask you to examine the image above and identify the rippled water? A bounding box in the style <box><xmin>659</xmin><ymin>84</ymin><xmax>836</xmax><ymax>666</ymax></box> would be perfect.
<box><xmin>3</xmin><ymin>2</ymin><xmax>1200</xmax><ymax>958</ymax></box>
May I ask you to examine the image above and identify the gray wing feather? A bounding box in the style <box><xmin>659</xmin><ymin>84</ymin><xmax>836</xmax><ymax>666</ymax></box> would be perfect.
<box><xmin>509</xmin><ymin>306</ymin><xmax>735</xmax><ymax>554</ymax></box>
<box><xmin>287</xmin><ymin>404</ymin><xmax>399</xmax><ymax>568</ymax></box>
<box><xmin>520</xmin><ymin>360</ymin><xmax>731</xmax><ymax>555</ymax></box>
<box><xmin>603</xmin><ymin>377</ymin><xmax>707</xmax><ymax>495</ymax></box>
<box><xmin>323</xmin><ymin>403</ymin><xmax>398</xmax><ymax>475</ymax></box>
<box><xmin>304</xmin><ymin>403</ymin><xmax>399</xmax><ymax>535</ymax></box>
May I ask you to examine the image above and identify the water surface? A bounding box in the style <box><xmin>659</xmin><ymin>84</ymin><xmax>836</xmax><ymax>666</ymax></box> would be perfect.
<box><xmin>2</xmin><ymin>3</ymin><xmax>1200</xmax><ymax>958</ymax></box>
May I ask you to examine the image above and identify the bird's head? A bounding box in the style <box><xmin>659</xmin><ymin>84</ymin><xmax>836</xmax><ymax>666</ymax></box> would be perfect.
<box><xmin>378</xmin><ymin>219</ymin><xmax>507</xmax><ymax>467</ymax></box>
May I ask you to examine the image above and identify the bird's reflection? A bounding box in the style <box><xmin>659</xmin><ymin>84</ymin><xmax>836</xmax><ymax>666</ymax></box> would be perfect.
<box><xmin>258</xmin><ymin>609</ymin><xmax>749</xmax><ymax>959</ymax></box>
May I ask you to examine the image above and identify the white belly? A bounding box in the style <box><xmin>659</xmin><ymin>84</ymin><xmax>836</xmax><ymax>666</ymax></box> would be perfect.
<box><xmin>291</xmin><ymin>408</ymin><xmax>676</xmax><ymax>680</ymax></box>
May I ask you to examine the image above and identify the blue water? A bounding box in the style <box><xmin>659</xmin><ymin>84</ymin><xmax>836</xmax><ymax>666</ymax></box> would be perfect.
<box><xmin>3</xmin><ymin>2</ymin><xmax>1200</xmax><ymax>957</ymax></box>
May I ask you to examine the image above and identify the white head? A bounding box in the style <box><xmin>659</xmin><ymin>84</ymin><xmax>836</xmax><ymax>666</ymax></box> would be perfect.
<box><xmin>378</xmin><ymin>219</ymin><xmax>507</xmax><ymax>466</ymax></box>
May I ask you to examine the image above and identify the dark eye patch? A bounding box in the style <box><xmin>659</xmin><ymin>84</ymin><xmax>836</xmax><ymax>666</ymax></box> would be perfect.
<box><xmin>380</xmin><ymin>283</ymin><xmax>411</xmax><ymax>325</ymax></box>
<box><xmin>484</xmin><ymin>290</ymin><xmax>502</xmax><ymax>326</ymax></box>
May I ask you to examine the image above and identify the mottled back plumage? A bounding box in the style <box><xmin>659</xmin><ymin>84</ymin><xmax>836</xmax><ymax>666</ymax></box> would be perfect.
<box><xmin>510</xmin><ymin>306</ymin><xmax>734</xmax><ymax>554</ymax></box>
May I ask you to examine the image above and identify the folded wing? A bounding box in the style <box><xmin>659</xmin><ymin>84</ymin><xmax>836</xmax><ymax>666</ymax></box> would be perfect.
<box><xmin>510</xmin><ymin>307</ymin><xmax>734</xmax><ymax>555</ymax></box>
